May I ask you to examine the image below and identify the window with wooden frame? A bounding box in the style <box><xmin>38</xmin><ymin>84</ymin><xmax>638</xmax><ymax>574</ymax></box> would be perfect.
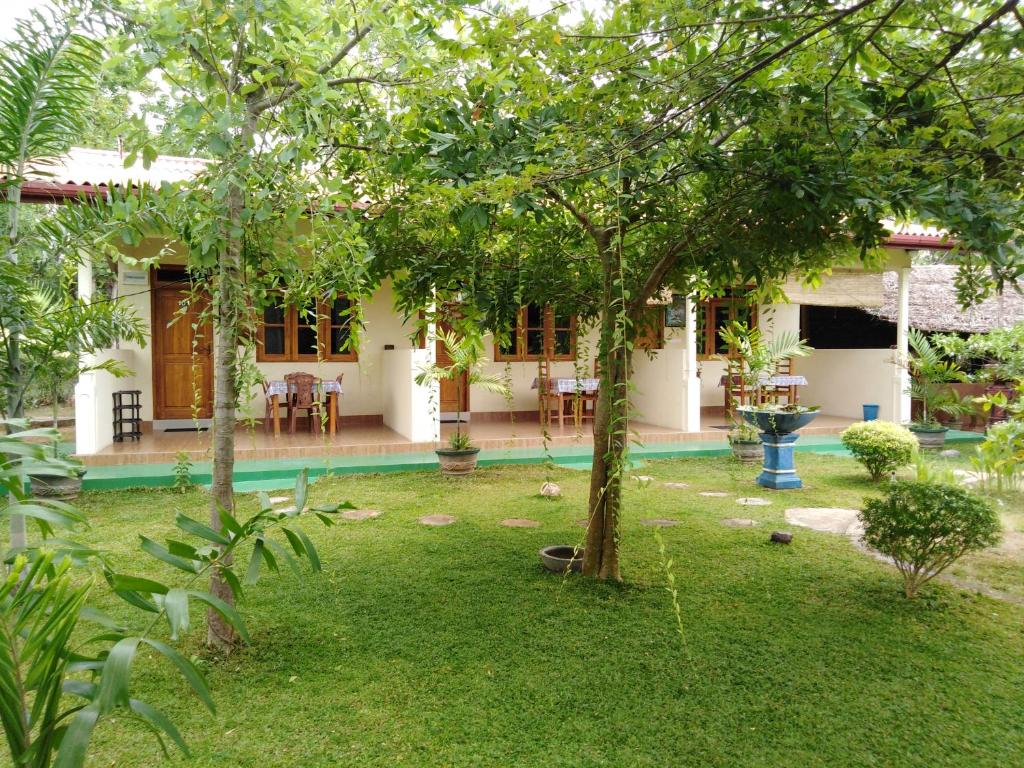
<box><xmin>696</xmin><ymin>293</ymin><xmax>757</xmax><ymax>359</ymax></box>
<box><xmin>495</xmin><ymin>304</ymin><xmax>577</xmax><ymax>361</ymax></box>
<box><xmin>634</xmin><ymin>306</ymin><xmax>665</xmax><ymax>351</ymax></box>
<box><xmin>256</xmin><ymin>295</ymin><xmax>357</xmax><ymax>362</ymax></box>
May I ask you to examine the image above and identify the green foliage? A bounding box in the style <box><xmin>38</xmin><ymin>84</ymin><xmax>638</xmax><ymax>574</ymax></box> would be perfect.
<box><xmin>727</xmin><ymin>421</ymin><xmax>760</xmax><ymax>445</ymax></box>
<box><xmin>932</xmin><ymin>323</ymin><xmax>1024</xmax><ymax>384</ymax></box>
<box><xmin>840</xmin><ymin>421</ymin><xmax>918</xmax><ymax>481</ymax></box>
<box><xmin>415</xmin><ymin>328</ymin><xmax>509</xmax><ymax>450</ymax></box>
<box><xmin>860</xmin><ymin>480</ymin><xmax>1001</xmax><ymax>598</ymax></box>
<box><xmin>171</xmin><ymin>451</ymin><xmax>193</xmax><ymax>493</ymax></box>
<box><xmin>906</xmin><ymin>330</ymin><xmax>974</xmax><ymax>428</ymax></box>
<box><xmin>971</xmin><ymin>421</ymin><xmax>1024</xmax><ymax>492</ymax></box>
<box><xmin>0</xmin><ymin>420</ymin><xmax>84</xmax><ymax>537</ymax></box>
<box><xmin>0</xmin><ymin>466</ymin><xmax>351</xmax><ymax>768</ymax></box>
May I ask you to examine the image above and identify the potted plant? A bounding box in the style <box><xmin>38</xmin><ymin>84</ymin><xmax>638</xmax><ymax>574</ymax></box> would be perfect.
<box><xmin>415</xmin><ymin>328</ymin><xmax>510</xmax><ymax>476</ymax></box>
<box><xmin>727</xmin><ymin>420</ymin><xmax>763</xmax><ymax>463</ymax></box>
<box><xmin>906</xmin><ymin>330</ymin><xmax>974</xmax><ymax>449</ymax></box>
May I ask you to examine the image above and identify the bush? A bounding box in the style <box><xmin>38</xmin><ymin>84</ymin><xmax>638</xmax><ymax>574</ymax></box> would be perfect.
<box><xmin>860</xmin><ymin>480</ymin><xmax>1001</xmax><ymax>598</ymax></box>
<box><xmin>971</xmin><ymin>420</ymin><xmax>1024</xmax><ymax>492</ymax></box>
<box><xmin>841</xmin><ymin>421</ymin><xmax>918</xmax><ymax>480</ymax></box>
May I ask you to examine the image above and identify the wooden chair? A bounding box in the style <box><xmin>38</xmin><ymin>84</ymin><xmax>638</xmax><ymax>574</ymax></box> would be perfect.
<box><xmin>537</xmin><ymin>358</ymin><xmax>561</xmax><ymax>427</ymax></box>
<box><xmin>724</xmin><ymin>357</ymin><xmax>752</xmax><ymax>416</ymax></box>
<box><xmin>285</xmin><ymin>373</ymin><xmax>325</xmax><ymax>434</ymax></box>
<box><xmin>334</xmin><ymin>373</ymin><xmax>344</xmax><ymax>421</ymax></box>
<box><xmin>576</xmin><ymin>359</ymin><xmax>599</xmax><ymax>425</ymax></box>
<box><xmin>762</xmin><ymin>358</ymin><xmax>796</xmax><ymax>406</ymax></box>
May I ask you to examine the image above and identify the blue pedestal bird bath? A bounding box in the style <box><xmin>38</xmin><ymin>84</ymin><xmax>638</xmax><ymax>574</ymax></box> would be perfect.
<box><xmin>737</xmin><ymin>407</ymin><xmax>820</xmax><ymax>490</ymax></box>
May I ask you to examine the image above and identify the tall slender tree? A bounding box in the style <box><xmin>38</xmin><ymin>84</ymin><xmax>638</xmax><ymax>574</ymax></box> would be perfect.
<box><xmin>377</xmin><ymin>0</ymin><xmax>1024</xmax><ymax>579</ymax></box>
<box><xmin>117</xmin><ymin>0</ymin><xmax>465</xmax><ymax>647</ymax></box>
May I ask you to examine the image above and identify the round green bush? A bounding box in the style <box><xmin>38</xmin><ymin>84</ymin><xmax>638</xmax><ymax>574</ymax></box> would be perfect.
<box><xmin>860</xmin><ymin>480</ymin><xmax>1001</xmax><ymax>598</ymax></box>
<box><xmin>841</xmin><ymin>421</ymin><xmax>918</xmax><ymax>480</ymax></box>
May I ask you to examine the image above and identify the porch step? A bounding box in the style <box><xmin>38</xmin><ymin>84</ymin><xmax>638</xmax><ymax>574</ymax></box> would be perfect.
<box><xmin>79</xmin><ymin>429</ymin><xmax>984</xmax><ymax>491</ymax></box>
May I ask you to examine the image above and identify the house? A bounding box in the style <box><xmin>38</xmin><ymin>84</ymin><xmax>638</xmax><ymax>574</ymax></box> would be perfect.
<box><xmin>21</xmin><ymin>149</ymin><xmax>972</xmax><ymax>464</ymax></box>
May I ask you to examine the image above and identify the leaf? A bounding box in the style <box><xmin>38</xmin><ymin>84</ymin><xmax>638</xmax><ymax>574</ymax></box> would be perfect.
<box><xmin>294</xmin><ymin>469</ymin><xmax>309</xmax><ymax>512</ymax></box>
<box><xmin>245</xmin><ymin>538</ymin><xmax>264</xmax><ymax>585</ymax></box>
<box><xmin>162</xmin><ymin>588</ymin><xmax>190</xmax><ymax>640</ymax></box>
<box><xmin>175</xmin><ymin>514</ymin><xmax>230</xmax><ymax>545</ymax></box>
<box><xmin>187</xmin><ymin>590</ymin><xmax>250</xmax><ymax>643</ymax></box>
<box><xmin>96</xmin><ymin>637</ymin><xmax>141</xmax><ymax>713</ymax></box>
<box><xmin>140</xmin><ymin>536</ymin><xmax>200</xmax><ymax>573</ymax></box>
<box><xmin>108</xmin><ymin>574</ymin><xmax>169</xmax><ymax>595</ymax></box>
<box><xmin>141</xmin><ymin>638</ymin><xmax>215</xmax><ymax>713</ymax></box>
<box><xmin>129</xmin><ymin>699</ymin><xmax>190</xmax><ymax>757</ymax></box>
<box><xmin>54</xmin><ymin>705</ymin><xmax>101</xmax><ymax>768</ymax></box>
<box><xmin>294</xmin><ymin>528</ymin><xmax>321</xmax><ymax>572</ymax></box>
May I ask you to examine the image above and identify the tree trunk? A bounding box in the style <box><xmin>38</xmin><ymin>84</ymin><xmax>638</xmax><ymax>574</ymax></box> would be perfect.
<box><xmin>5</xmin><ymin>182</ymin><xmax>28</xmax><ymax>552</ymax></box>
<box><xmin>582</xmin><ymin>250</ymin><xmax>631</xmax><ymax>581</ymax></box>
<box><xmin>206</xmin><ymin>133</ymin><xmax>249</xmax><ymax>650</ymax></box>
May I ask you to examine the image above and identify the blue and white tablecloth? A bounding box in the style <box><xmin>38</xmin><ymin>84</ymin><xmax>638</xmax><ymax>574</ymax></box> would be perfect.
<box><xmin>531</xmin><ymin>377</ymin><xmax>600</xmax><ymax>394</ymax></box>
<box><xmin>265</xmin><ymin>379</ymin><xmax>343</xmax><ymax>399</ymax></box>
<box><xmin>719</xmin><ymin>374</ymin><xmax>808</xmax><ymax>387</ymax></box>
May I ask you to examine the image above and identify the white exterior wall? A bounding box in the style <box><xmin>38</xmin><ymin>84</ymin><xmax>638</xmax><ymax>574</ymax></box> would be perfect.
<box><xmin>381</xmin><ymin>348</ymin><xmax>438</xmax><ymax>442</ymax></box>
<box><xmin>799</xmin><ymin>348</ymin><xmax>895</xmax><ymax>421</ymax></box>
<box><xmin>631</xmin><ymin>327</ymin><xmax>688</xmax><ymax>429</ymax></box>
<box><xmin>116</xmin><ymin>261</ymin><xmax>156</xmax><ymax>420</ymax></box>
<box><xmin>471</xmin><ymin>325</ymin><xmax>600</xmax><ymax>413</ymax></box>
<box><xmin>75</xmin><ymin>348</ymin><xmax>139</xmax><ymax>454</ymax></box>
<box><xmin>241</xmin><ymin>280</ymin><xmax>419</xmax><ymax>420</ymax></box>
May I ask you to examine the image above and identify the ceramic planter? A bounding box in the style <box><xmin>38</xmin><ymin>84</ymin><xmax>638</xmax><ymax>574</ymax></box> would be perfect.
<box><xmin>738</xmin><ymin>407</ymin><xmax>820</xmax><ymax>490</ymax></box>
<box><xmin>910</xmin><ymin>424</ymin><xmax>948</xmax><ymax>450</ymax></box>
<box><xmin>435</xmin><ymin>447</ymin><xmax>481</xmax><ymax>476</ymax></box>
<box><xmin>730</xmin><ymin>440</ymin><xmax>764</xmax><ymax>464</ymax></box>
<box><xmin>538</xmin><ymin>545</ymin><xmax>584</xmax><ymax>573</ymax></box>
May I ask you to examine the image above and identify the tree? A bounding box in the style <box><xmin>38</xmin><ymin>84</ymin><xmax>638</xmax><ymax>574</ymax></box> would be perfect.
<box><xmin>116</xmin><ymin>0</ymin><xmax>465</xmax><ymax>648</ymax></box>
<box><xmin>376</xmin><ymin>0</ymin><xmax>1024</xmax><ymax>579</ymax></box>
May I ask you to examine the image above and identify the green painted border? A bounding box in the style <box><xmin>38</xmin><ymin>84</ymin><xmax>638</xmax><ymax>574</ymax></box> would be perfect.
<box><xmin>81</xmin><ymin>429</ymin><xmax>984</xmax><ymax>491</ymax></box>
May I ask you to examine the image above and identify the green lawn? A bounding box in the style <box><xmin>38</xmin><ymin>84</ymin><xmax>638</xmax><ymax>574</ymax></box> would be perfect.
<box><xmin>51</xmin><ymin>456</ymin><xmax>1024</xmax><ymax>766</ymax></box>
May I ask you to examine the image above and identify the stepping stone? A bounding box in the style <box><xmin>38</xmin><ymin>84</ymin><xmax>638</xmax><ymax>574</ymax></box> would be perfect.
<box><xmin>784</xmin><ymin>507</ymin><xmax>860</xmax><ymax>535</ymax></box>
<box><xmin>722</xmin><ymin>518</ymin><xmax>758</xmax><ymax>527</ymax></box>
<box><xmin>418</xmin><ymin>514</ymin><xmax>456</xmax><ymax>527</ymax></box>
<box><xmin>771</xmin><ymin>531</ymin><xmax>793</xmax><ymax>544</ymax></box>
<box><xmin>663</xmin><ymin>482</ymin><xmax>689</xmax><ymax>490</ymax></box>
<box><xmin>269</xmin><ymin>496</ymin><xmax>290</xmax><ymax>504</ymax></box>
<box><xmin>574</xmin><ymin>518</ymin><xmax>589</xmax><ymax>528</ymax></box>
<box><xmin>699</xmin><ymin>491</ymin><xmax>729</xmax><ymax>498</ymax></box>
<box><xmin>342</xmin><ymin>509</ymin><xmax>382</xmax><ymax>521</ymax></box>
<box><xmin>939</xmin><ymin>449</ymin><xmax>961</xmax><ymax>458</ymax></box>
<box><xmin>640</xmin><ymin>518</ymin><xmax>679</xmax><ymax>527</ymax></box>
<box><xmin>276</xmin><ymin>506</ymin><xmax>297</xmax><ymax>514</ymax></box>
<box><xmin>632</xmin><ymin>475</ymin><xmax>655</xmax><ymax>483</ymax></box>
<box><xmin>501</xmin><ymin>518</ymin><xmax>541</xmax><ymax>528</ymax></box>
<box><xmin>736</xmin><ymin>497</ymin><xmax>771</xmax><ymax>506</ymax></box>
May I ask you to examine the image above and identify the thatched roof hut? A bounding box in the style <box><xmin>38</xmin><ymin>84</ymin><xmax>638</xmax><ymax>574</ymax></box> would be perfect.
<box><xmin>868</xmin><ymin>265</ymin><xmax>1024</xmax><ymax>333</ymax></box>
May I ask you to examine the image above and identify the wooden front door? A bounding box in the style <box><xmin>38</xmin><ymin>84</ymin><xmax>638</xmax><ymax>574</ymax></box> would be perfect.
<box><xmin>436</xmin><ymin>332</ymin><xmax>468</xmax><ymax>415</ymax></box>
<box><xmin>152</xmin><ymin>278</ymin><xmax>213</xmax><ymax>420</ymax></box>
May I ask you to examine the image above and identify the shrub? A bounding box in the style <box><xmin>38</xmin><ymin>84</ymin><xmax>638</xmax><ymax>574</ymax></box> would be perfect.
<box><xmin>841</xmin><ymin>421</ymin><xmax>918</xmax><ymax>480</ymax></box>
<box><xmin>971</xmin><ymin>420</ymin><xmax>1024</xmax><ymax>492</ymax></box>
<box><xmin>860</xmin><ymin>480</ymin><xmax>1001</xmax><ymax>598</ymax></box>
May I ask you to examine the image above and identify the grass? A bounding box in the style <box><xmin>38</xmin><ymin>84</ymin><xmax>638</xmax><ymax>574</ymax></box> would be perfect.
<box><xmin>22</xmin><ymin>455</ymin><xmax>1024</xmax><ymax>766</ymax></box>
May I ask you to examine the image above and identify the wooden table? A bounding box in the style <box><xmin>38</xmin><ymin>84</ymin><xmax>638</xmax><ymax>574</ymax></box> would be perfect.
<box><xmin>265</xmin><ymin>380</ymin><xmax>342</xmax><ymax>437</ymax></box>
<box><xmin>531</xmin><ymin>377</ymin><xmax>600</xmax><ymax>427</ymax></box>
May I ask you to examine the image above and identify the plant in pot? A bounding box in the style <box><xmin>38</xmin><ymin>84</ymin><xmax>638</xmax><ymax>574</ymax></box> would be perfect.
<box><xmin>906</xmin><ymin>329</ymin><xmax>975</xmax><ymax>449</ymax></box>
<box><xmin>415</xmin><ymin>328</ymin><xmax>510</xmax><ymax>476</ymax></box>
<box><xmin>727</xmin><ymin>419</ymin><xmax>763</xmax><ymax>463</ymax></box>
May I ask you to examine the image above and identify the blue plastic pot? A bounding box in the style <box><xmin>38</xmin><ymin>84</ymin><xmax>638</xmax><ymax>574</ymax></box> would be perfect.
<box><xmin>862</xmin><ymin>404</ymin><xmax>880</xmax><ymax>421</ymax></box>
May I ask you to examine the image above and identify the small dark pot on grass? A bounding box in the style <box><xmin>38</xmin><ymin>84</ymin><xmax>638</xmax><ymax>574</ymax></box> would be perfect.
<box><xmin>28</xmin><ymin>470</ymin><xmax>85</xmax><ymax>501</ymax></box>
<box><xmin>539</xmin><ymin>545</ymin><xmax>584</xmax><ymax>573</ymax></box>
<box><xmin>910</xmin><ymin>425</ymin><xmax>948</xmax><ymax>450</ymax></box>
<box><xmin>730</xmin><ymin>440</ymin><xmax>764</xmax><ymax>464</ymax></box>
<box><xmin>435</xmin><ymin>447</ymin><xmax>481</xmax><ymax>476</ymax></box>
